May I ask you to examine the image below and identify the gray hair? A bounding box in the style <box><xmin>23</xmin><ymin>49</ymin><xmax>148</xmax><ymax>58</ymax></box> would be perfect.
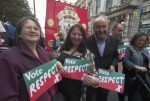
<box><xmin>94</xmin><ymin>16</ymin><xmax>108</xmax><ymax>24</ymax></box>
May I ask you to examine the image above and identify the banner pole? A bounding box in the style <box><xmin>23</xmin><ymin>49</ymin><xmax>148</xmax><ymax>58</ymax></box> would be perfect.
<box><xmin>33</xmin><ymin>0</ymin><xmax>36</xmax><ymax>17</ymax></box>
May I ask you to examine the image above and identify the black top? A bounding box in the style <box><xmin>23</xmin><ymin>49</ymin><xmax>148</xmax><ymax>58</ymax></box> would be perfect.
<box><xmin>57</xmin><ymin>52</ymin><xmax>82</xmax><ymax>93</ymax></box>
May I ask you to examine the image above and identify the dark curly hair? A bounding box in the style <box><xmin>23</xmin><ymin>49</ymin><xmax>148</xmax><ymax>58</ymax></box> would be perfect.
<box><xmin>130</xmin><ymin>32</ymin><xmax>147</xmax><ymax>47</ymax></box>
<box><xmin>61</xmin><ymin>24</ymin><xmax>87</xmax><ymax>54</ymax></box>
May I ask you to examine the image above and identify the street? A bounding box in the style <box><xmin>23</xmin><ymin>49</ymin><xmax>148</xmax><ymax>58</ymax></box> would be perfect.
<box><xmin>108</xmin><ymin>91</ymin><xmax>119</xmax><ymax>101</ymax></box>
<box><xmin>108</xmin><ymin>91</ymin><xmax>128</xmax><ymax>101</ymax></box>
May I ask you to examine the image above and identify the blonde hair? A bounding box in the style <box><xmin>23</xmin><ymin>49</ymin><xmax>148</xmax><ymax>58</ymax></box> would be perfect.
<box><xmin>58</xmin><ymin>31</ymin><xmax>65</xmax><ymax>37</ymax></box>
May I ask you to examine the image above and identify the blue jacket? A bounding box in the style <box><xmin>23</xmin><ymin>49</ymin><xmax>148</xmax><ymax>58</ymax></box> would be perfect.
<box><xmin>122</xmin><ymin>45</ymin><xmax>150</xmax><ymax>80</ymax></box>
<box><xmin>123</xmin><ymin>45</ymin><xmax>150</xmax><ymax>71</ymax></box>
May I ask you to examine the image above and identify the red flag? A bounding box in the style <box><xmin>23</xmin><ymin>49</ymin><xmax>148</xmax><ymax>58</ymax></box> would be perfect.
<box><xmin>45</xmin><ymin>0</ymin><xmax>88</xmax><ymax>50</ymax></box>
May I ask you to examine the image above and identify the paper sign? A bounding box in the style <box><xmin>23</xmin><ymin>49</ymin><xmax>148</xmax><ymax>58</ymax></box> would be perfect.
<box><xmin>23</xmin><ymin>59</ymin><xmax>62</xmax><ymax>101</ymax></box>
<box><xmin>63</xmin><ymin>58</ymin><xmax>89</xmax><ymax>80</ymax></box>
<box><xmin>95</xmin><ymin>69</ymin><xmax>125</xmax><ymax>93</ymax></box>
<box><xmin>0</xmin><ymin>21</ymin><xmax>6</xmax><ymax>33</ymax></box>
<box><xmin>117</xmin><ymin>45</ymin><xmax>127</xmax><ymax>59</ymax></box>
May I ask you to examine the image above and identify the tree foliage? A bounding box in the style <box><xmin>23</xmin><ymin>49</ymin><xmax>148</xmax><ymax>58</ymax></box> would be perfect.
<box><xmin>0</xmin><ymin>0</ymin><xmax>34</xmax><ymax>26</ymax></box>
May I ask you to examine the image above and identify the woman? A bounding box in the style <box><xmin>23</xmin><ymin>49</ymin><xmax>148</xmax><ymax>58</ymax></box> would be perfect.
<box><xmin>122</xmin><ymin>32</ymin><xmax>150</xmax><ymax>101</ymax></box>
<box><xmin>0</xmin><ymin>17</ymin><xmax>56</xmax><ymax>101</ymax></box>
<box><xmin>56</xmin><ymin>24</ymin><xmax>87</xmax><ymax>101</ymax></box>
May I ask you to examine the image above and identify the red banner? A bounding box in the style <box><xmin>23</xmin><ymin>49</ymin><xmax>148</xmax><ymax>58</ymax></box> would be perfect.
<box><xmin>45</xmin><ymin>0</ymin><xmax>88</xmax><ymax>50</ymax></box>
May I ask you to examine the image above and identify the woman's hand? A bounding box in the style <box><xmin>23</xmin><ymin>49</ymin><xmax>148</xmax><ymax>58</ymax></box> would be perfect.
<box><xmin>56</xmin><ymin>61</ymin><xmax>66</xmax><ymax>75</ymax></box>
<box><xmin>82</xmin><ymin>74</ymin><xmax>99</xmax><ymax>87</ymax></box>
<box><xmin>135</xmin><ymin>65</ymin><xmax>147</xmax><ymax>72</ymax></box>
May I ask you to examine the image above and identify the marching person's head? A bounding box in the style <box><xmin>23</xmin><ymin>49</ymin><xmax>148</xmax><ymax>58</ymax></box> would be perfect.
<box><xmin>58</xmin><ymin>31</ymin><xmax>65</xmax><ymax>40</ymax></box>
<box><xmin>93</xmin><ymin>16</ymin><xmax>108</xmax><ymax>39</ymax></box>
<box><xmin>130</xmin><ymin>32</ymin><xmax>147</xmax><ymax>49</ymax></box>
<box><xmin>112</xmin><ymin>23</ymin><xmax>124</xmax><ymax>38</ymax></box>
<box><xmin>62</xmin><ymin>24</ymin><xmax>86</xmax><ymax>53</ymax></box>
<box><xmin>16</xmin><ymin>16</ymin><xmax>42</xmax><ymax>44</ymax></box>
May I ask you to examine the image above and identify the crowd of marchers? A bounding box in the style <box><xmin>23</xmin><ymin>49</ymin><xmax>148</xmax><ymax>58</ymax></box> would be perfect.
<box><xmin>0</xmin><ymin>16</ymin><xmax>150</xmax><ymax>101</ymax></box>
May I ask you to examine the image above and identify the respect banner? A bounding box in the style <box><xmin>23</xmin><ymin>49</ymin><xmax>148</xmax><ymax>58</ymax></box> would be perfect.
<box><xmin>117</xmin><ymin>45</ymin><xmax>127</xmax><ymax>59</ymax></box>
<box><xmin>23</xmin><ymin>59</ymin><xmax>62</xmax><ymax>101</ymax></box>
<box><xmin>95</xmin><ymin>69</ymin><xmax>125</xmax><ymax>93</ymax></box>
<box><xmin>63</xmin><ymin>58</ymin><xmax>89</xmax><ymax>80</ymax></box>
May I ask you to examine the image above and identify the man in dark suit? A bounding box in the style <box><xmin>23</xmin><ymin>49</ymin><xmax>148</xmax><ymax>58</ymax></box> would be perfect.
<box><xmin>111</xmin><ymin>23</ymin><xmax>126</xmax><ymax>101</ymax></box>
<box><xmin>86</xmin><ymin>16</ymin><xmax>119</xmax><ymax>101</ymax></box>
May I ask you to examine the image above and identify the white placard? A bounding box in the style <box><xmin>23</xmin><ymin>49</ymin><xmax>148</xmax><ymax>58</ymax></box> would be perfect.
<box><xmin>0</xmin><ymin>21</ymin><xmax>6</xmax><ymax>33</ymax></box>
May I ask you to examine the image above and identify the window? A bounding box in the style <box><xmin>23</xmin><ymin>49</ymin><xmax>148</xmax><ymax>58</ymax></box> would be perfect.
<box><xmin>120</xmin><ymin>0</ymin><xmax>128</xmax><ymax>4</ymax></box>
<box><xmin>143</xmin><ymin>0</ymin><xmax>150</xmax><ymax>2</ymax></box>
<box><xmin>96</xmin><ymin>0</ymin><xmax>101</xmax><ymax>15</ymax></box>
<box><xmin>106</xmin><ymin>0</ymin><xmax>113</xmax><ymax>9</ymax></box>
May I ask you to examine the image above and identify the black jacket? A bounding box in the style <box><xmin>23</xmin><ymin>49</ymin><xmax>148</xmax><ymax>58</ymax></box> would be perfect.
<box><xmin>87</xmin><ymin>34</ymin><xmax>119</xmax><ymax>70</ymax></box>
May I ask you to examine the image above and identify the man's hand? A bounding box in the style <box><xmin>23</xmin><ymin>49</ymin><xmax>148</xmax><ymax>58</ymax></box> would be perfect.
<box><xmin>109</xmin><ymin>65</ymin><xmax>115</xmax><ymax>72</ymax></box>
<box><xmin>82</xmin><ymin>75</ymin><xmax>99</xmax><ymax>87</ymax></box>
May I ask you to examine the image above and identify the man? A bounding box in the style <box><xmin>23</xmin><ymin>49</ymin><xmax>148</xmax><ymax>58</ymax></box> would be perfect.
<box><xmin>86</xmin><ymin>16</ymin><xmax>119</xmax><ymax>101</ymax></box>
<box><xmin>112</xmin><ymin>23</ymin><xmax>126</xmax><ymax>101</ymax></box>
<box><xmin>112</xmin><ymin>23</ymin><xmax>124</xmax><ymax>44</ymax></box>
<box><xmin>111</xmin><ymin>23</ymin><xmax>125</xmax><ymax>72</ymax></box>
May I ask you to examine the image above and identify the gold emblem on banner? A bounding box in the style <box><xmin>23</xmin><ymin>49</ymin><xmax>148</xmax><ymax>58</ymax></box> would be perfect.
<box><xmin>57</xmin><ymin>6</ymin><xmax>80</xmax><ymax>32</ymax></box>
<box><xmin>47</xmin><ymin>18</ymin><xmax>54</xmax><ymax>27</ymax></box>
<box><xmin>48</xmin><ymin>40</ymin><xmax>54</xmax><ymax>47</ymax></box>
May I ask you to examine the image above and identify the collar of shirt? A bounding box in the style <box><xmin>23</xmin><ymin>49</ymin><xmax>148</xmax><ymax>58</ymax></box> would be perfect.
<box><xmin>94</xmin><ymin>33</ymin><xmax>108</xmax><ymax>42</ymax></box>
<box><xmin>96</xmin><ymin>37</ymin><xmax>107</xmax><ymax>57</ymax></box>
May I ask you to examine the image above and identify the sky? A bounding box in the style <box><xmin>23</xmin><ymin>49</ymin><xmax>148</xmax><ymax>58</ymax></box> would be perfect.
<box><xmin>27</xmin><ymin>0</ymin><xmax>77</xmax><ymax>33</ymax></box>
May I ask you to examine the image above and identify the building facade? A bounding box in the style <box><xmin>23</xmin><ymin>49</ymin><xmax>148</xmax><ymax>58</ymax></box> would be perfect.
<box><xmin>104</xmin><ymin>0</ymin><xmax>143</xmax><ymax>42</ymax></box>
<box><xmin>75</xmin><ymin>0</ymin><xmax>149</xmax><ymax>41</ymax></box>
<box><xmin>75</xmin><ymin>0</ymin><xmax>87</xmax><ymax>7</ymax></box>
<box><xmin>139</xmin><ymin>0</ymin><xmax>150</xmax><ymax>34</ymax></box>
